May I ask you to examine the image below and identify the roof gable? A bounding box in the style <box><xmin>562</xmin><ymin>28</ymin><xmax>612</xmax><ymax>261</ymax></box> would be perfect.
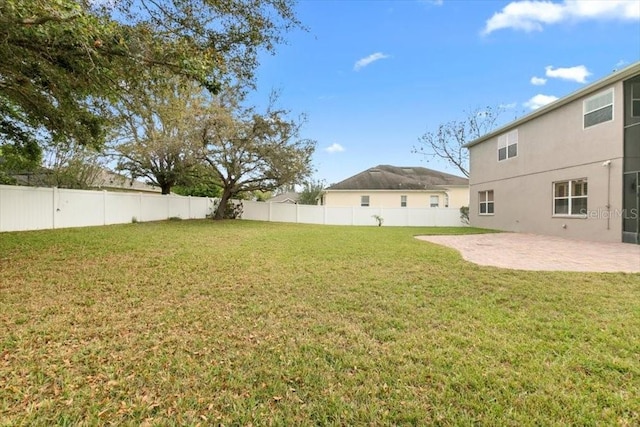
<box><xmin>327</xmin><ymin>165</ymin><xmax>468</xmax><ymax>190</ymax></box>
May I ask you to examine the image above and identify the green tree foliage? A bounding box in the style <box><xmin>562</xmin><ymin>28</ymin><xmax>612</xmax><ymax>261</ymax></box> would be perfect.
<box><xmin>414</xmin><ymin>106</ymin><xmax>504</xmax><ymax>178</ymax></box>
<box><xmin>0</xmin><ymin>0</ymin><xmax>300</xmax><ymax>151</ymax></box>
<box><xmin>298</xmin><ymin>179</ymin><xmax>325</xmax><ymax>205</ymax></box>
<box><xmin>113</xmin><ymin>79</ymin><xmax>209</xmax><ymax>194</ymax></box>
<box><xmin>41</xmin><ymin>139</ymin><xmax>105</xmax><ymax>189</ymax></box>
<box><xmin>172</xmin><ymin>165</ymin><xmax>222</xmax><ymax>198</ymax></box>
<box><xmin>202</xmin><ymin>98</ymin><xmax>315</xmax><ymax>219</ymax></box>
<box><xmin>0</xmin><ymin>138</ymin><xmax>41</xmax><ymax>184</ymax></box>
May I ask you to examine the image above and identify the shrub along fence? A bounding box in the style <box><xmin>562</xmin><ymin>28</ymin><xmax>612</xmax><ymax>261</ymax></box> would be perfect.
<box><xmin>0</xmin><ymin>185</ymin><xmax>213</xmax><ymax>232</ymax></box>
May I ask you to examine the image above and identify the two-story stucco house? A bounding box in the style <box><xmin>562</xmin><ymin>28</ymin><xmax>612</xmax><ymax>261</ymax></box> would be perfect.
<box><xmin>321</xmin><ymin>165</ymin><xmax>469</xmax><ymax>209</ymax></box>
<box><xmin>465</xmin><ymin>62</ymin><xmax>640</xmax><ymax>243</ymax></box>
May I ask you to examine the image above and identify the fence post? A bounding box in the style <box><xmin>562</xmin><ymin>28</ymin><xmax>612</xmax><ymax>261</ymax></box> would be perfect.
<box><xmin>188</xmin><ymin>196</ymin><xmax>192</xmax><ymax>219</ymax></box>
<box><xmin>0</xmin><ymin>186</ymin><xmax>3</xmax><ymax>232</ymax></box>
<box><xmin>52</xmin><ymin>187</ymin><xmax>58</xmax><ymax>229</ymax></box>
<box><xmin>296</xmin><ymin>203</ymin><xmax>299</xmax><ymax>224</ymax></box>
<box><xmin>268</xmin><ymin>202</ymin><xmax>272</xmax><ymax>222</ymax></box>
<box><xmin>103</xmin><ymin>190</ymin><xmax>107</xmax><ymax>225</ymax></box>
<box><xmin>323</xmin><ymin>205</ymin><xmax>327</xmax><ymax>225</ymax></box>
<box><xmin>139</xmin><ymin>193</ymin><xmax>143</xmax><ymax>222</ymax></box>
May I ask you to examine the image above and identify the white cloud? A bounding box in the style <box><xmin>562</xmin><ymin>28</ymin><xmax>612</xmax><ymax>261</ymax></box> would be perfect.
<box><xmin>530</xmin><ymin>76</ymin><xmax>547</xmax><ymax>85</ymax></box>
<box><xmin>615</xmin><ymin>59</ymin><xmax>629</xmax><ymax>69</ymax></box>
<box><xmin>354</xmin><ymin>52</ymin><xmax>390</xmax><ymax>71</ymax></box>
<box><xmin>482</xmin><ymin>0</ymin><xmax>640</xmax><ymax>35</ymax></box>
<box><xmin>325</xmin><ymin>143</ymin><xmax>345</xmax><ymax>153</ymax></box>
<box><xmin>545</xmin><ymin>65</ymin><xmax>591</xmax><ymax>83</ymax></box>
<box><xmin>499</xmin><ymin>102</ymin><xmax>518</xmax><ymax>109</ymax></box>
<box><xmin>524</xmin><ymin>94</ymin><xmax>559</xmax><ymax>110</ymax></box>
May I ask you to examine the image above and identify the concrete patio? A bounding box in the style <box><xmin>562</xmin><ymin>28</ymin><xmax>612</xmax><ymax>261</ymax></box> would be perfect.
<box><xmin>415</xmin><ymin>233</ymin><xmax>640</xmax><ymax>273</ymax></box>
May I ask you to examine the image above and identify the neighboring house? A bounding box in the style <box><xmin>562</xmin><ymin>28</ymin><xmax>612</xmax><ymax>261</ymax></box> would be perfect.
<box><xmin>322</xmin><ymin>165</ymin><xmax>469</xmax><ymax>209</ymax></box>
<box><xmin>91</xmin><ymin>169</ymin><xmax>161</xmax><ymax>193</ymax></box>
<box><xmin>12</xmin><ymin>168</ymin><xmax>161</xmax><ymax>193</ymax></box>
<box><xmin>465</xmin><ymin>61</ymin><xmax>640</xmax><ymax>244</ymax></box>
<box><xmin>268</xmin><ymin>191</ymin><xmax>300</xmax><ymax>204</ymax></box>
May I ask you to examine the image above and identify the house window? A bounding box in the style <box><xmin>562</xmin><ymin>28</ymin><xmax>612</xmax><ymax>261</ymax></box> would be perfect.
<box><xmin>553</xmin><ymin>179</ymin><xmax>587</xmax><ymax>216</ymax></box>
<box><xmin>479</xmin><ymin>190</ymin><xmax>494</xmax><ymax>215</ymax></box>
<box><xmin>498</xmin><ymin>129</ymin><xmax>518</xmax><ymax>161</ymax></box>
<box><xmin>584</xmin><ymin>88</ymin><xmax>614</xmax><ymax>128</ymax></box>
<box><xmin>632</xmin><ymin>83</ymin><xmax>640</xmax><ymax>118</ymax></box>
<box><xmin>360</xmin><ymin>195</ymin><xmax>370</xmax><ymax>207</ymax></box>
<box><xmin>444</xmin><ymin>194</ymin><xmax>449</xmax><ymax>208</ymax></box>
<box><xmin>430</xmin><ymin>195</ymin><xmax>439</xmax><ymax>208</ymax></box>
<box><xmin>400</xmin><ymin>195</ymin><xmax>407</xmax><ymax>207</ymax></box>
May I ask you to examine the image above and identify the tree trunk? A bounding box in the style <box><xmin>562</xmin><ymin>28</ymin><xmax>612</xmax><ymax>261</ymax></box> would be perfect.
<box><xmin>214</xmin><ymin>188</ymin><xmax>232</xmax><ymax>220</ymax></box>
<box><xmin>161</xmin><ymin>183</ymin><xmax>171</xmax><ymax>195</ymax></box>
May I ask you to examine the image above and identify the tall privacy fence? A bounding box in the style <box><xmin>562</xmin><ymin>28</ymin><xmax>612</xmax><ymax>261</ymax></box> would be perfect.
<box><xmin>0</xmin><ymin>185</ymin><xmax>466</xmax><ymax>233</ymax></box>
<box><xmin>0</xmin><ymin>185</ymin><xmax>213</xmax><ymax>232</ymax></box>
<box><xmin>240</xmin><ymin>200</ymin><xmax>465</xmax><ymax>227</ymax></box>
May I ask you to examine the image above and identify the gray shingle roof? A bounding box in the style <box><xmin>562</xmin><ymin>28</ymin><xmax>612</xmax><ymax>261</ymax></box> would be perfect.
<box><xmin>327</xmin><ymin>165</ymin><xmax>468</xmax><ymax>190</ymax></box>
<box><xmin>268</xmin><ymin>191</ymin><xmax>300</xmax><ymax>203</ymax></box>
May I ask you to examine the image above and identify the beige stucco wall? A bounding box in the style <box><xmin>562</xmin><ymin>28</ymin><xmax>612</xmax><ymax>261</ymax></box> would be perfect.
<box><xmin>323</xmin><ymin>186</ymin><xmax>469</xmax><ymax>209</ymax></box>
<box><xmin>469</xmin><ymin>81</ymin><xmax>625</xmax><ymax>242</ymax></box>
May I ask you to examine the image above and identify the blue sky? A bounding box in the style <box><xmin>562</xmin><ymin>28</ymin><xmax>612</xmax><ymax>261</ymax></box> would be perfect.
<box><xmin>248</xmin><ymin>0</ymin><xmax>640</xmax><ymax>185</ymax></box>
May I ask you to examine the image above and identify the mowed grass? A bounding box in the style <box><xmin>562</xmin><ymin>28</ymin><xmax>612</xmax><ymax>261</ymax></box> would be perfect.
<box><xmin>1</xmin><ymin>220</ymin><xmax>639</xmax><ymax>426</ymax></box>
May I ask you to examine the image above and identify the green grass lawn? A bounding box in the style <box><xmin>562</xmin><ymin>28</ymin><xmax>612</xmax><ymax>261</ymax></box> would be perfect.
<box><xmin>1</xmin><ymin>220</ymin><xmax>638</xmax><ymax>425</ymax></box>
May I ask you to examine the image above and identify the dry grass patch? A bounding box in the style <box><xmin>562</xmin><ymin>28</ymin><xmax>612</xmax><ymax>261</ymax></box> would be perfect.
<box><xmin>1</xmin><ymin>220</ymin><xmax>638</xmax><ymax>425</ymax></box>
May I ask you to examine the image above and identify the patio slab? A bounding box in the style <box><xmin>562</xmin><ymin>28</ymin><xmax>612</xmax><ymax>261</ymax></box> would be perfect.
<box><xmin>415</xmin><ymin>233</ymin><xmax>640</xmax><ymax>273</ymax></box>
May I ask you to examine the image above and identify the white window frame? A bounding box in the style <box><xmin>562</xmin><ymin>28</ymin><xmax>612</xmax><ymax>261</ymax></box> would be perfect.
<box><xmin>479</xmin><ymin>190</ymin><xmax>494</xmax><ymax>215</ymax></box>
<box><xmin>583</xmin><ymin>88</ymin><xmax>614</xmax><ymax>129</ymax></box>
<box><xmin>553</xmin><ymin>179</ymin><xmax>588</xmax><ymax>217</ymax></box>
<box><xmin>360</xmin><ymin>195</ymin><xmax>370</xmax><ymax>207</ymax></box>
<box><xmin>430</xmin><ymin>195</ymin><xmax>439</xmax><ymax>208</ymax></box>
<box><xmin>497</xmin><ymin>129</ymin><xmax>518</xmax><ymax>161</ymax></box>
<box><xmin>632</xmin><ymin>83</ymin><xmax>640</xmax><ymax>118</ymax></box>
<box><xmin>400</xmin><ymin>195</ymin><xmax>407</xmax><ymax>207</ymax></box>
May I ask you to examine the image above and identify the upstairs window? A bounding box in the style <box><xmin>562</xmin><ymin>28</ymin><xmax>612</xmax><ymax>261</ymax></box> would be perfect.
<box><xmin>360</xmin><ymin>195</ymin><xmax>370</xmax><ymax>207</ymax></box>
<box><xmin>554</xmin><ymin>179</ymin><xmax>587</xmax><ymax>216</ymax></box>
<box><xmin>498</xmin><ymin>129</ymin><xmax>518</xmax><ymax>161</ymax></box>
<box><xmin>584</xmin><ymin>88</ymin><xmax>613</xmax><ymax>128</ymax></box>
<box><xmin>400</xmin><ymin>195</ymin><xmax>407</xmax><ymax>207</ymax></box>
<box><xmin>479</xmin><ymin>190</ymin><xmax>494</xmax><ymax>215</ymax></box>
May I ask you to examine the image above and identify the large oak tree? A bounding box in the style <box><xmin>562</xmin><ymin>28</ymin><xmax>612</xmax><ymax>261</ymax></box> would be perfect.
<box><xmin>113</xmin><ymin>79</ymin><xmax>209</xmax><ymax>194</ymax></box>
<box><xmin>202</xmin><ymin>99</ymin><xmax>315</xmax><ymax>219</ymax></box>
<box><xmin>0</xmin><ymin>0</ymin><xmax>300</xmax><ymax>154</ymax></box>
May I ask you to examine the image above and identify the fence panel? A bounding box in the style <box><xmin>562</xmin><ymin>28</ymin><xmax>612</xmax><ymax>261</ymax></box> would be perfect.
<box><xmin>241</xmin><ymin>201</ymin><xmax>269</xmax><ymax>221</ymax></box>
<box><xmin>105</xmin><ymin>192</ymin><xmax>143</xmax><ymax>224</ymax></box>
<box><xmin>140</xmin><ymin>194</ymin><xmax>170</xmax><ymax>222</ymax></box>
<box><xmin>269</xmin><ymin>202</ymin><xmax>297</xmax><ymax>223</ymax></box>
<box><xmin>189</xmin><ymin>197</ymin><xmax>213</xmax><ymax>219</ymax></box>
<box><xmin>297</xmin><ymin>204</ymin><xmax>324</xmax><ymax>224</ymax></box>
<box><xmin>56</xmin><ymin>188</ymin><xmax>106</xmax><ymax>228</ymax></box>
<box><xmin>0</xmin><ymin>185</ymin><xmax>54</xmax><ymax>231</ymax></box>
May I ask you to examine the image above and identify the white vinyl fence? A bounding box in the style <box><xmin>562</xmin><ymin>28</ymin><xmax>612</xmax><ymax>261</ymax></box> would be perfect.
<box><xmin>240</xmin><ymin>200</ymin><xmax>466</xmax><ymax>227</ymax></box>
<box><xmin>0</xmin><ymin>185</ymin><xmax>214</xmax><ymax>232</ymax></box>
<box><xmin>0</xmin><ymin>185</ymin><xmax>466</xmax><ymax>233</ymax></box>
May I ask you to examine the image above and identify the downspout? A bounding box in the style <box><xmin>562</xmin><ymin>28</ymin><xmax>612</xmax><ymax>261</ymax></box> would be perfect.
<box><xmin>603</xmin><ymin>160</ymin><xmax>611</xmax><ymax>230</ymax></box>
